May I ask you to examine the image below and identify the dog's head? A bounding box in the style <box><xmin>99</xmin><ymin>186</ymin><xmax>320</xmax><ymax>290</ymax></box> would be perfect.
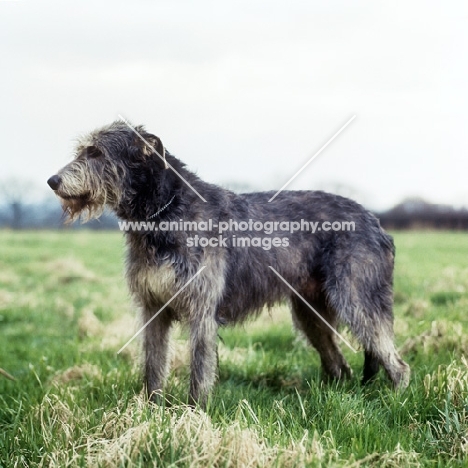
<box><xmin>47</xmin><ymin>121</ymin><xmax>178</xmax><ymax>223</ymax></box>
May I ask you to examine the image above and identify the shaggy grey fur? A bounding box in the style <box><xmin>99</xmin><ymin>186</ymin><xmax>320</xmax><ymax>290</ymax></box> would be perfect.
<box><xmin>48</xmin><ymin>121</ymin><xmax>410</xmax><ymax>407</ymax></box>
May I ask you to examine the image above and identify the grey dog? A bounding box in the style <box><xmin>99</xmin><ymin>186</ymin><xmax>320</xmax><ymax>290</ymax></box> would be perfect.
<box><xmin>47</xmin><ymin>121</ymin><xmax>410</xmax><ymax>407</ymax></box>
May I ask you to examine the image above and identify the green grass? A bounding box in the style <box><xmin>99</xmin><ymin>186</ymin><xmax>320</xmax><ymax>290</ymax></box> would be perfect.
<box><xmin>1</xmin><ymin>230</ymin><xmax>468</xmax><ymax>467</ymax></box>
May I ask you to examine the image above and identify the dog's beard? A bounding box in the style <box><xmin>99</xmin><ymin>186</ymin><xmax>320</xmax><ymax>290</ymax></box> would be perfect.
<box><xmin>58</xmin><ymin>192</ymin><xmax>105</xmax><ymax>223</ymax></box>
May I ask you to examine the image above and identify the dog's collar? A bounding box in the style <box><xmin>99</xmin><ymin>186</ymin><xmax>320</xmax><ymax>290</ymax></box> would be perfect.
<box><xmin>147</xmin><ymin>195</ymin><xmax>175</xmax><ymax>220</ymax></box>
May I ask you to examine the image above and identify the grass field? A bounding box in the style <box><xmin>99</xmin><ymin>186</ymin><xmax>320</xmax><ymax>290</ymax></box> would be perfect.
<box><xmin>0</xmin><ymin>230</ymin><xmax>467</xmax><ymax>467</ymax></box>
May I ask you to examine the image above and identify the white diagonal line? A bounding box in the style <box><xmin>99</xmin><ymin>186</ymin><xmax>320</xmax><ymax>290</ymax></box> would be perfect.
<box><xmin>268</xmin><ymin>115</ymin><xmax>356</xmax><ymax>202</ymax></box>
<box><xmin>268</xmin><ymin>266</ymin><xmax>357</xmax><ymax>353</ymax></box>
<box><xmin>117</xmin><ymin>266</ymin><xmax>206</xmax><ymax>355</ymax></box>
<box><xmin>0</xmin><ymin>368</ymin><xmax>15</xmax><ymax>381</ymax></box>
<box><xmin>117</xmin><ymin>115</ymin><xmax>207</xmax><ymax>203</ymax></box>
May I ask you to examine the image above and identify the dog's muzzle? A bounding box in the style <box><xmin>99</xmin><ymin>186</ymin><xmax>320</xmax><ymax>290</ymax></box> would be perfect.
<box><xmin>47</xmin><ymin>175</ymin><xmax>61</xmax><ymax>190</ymax></box>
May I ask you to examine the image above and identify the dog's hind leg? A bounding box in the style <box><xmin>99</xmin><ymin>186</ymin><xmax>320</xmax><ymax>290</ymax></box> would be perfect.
<box><xmin>353</xmin><ymin>317</ymin><xmax>410</xmax><ymax>389</ymax></box>
<box><xmin>188</xmin><ymin>310</ymin><xmax>219</xmax><ymax>408</ymax></box>
<box><xmin>359</xmin><ymin>320</ymin><xmax>410</xmax><ymax>389</ymax></box>
<box><xmin>362</xmin><ymin>350</ymin><xmax>380</xmax><ymax>384</ymax></box>
<box><xmin>291</xmin><ymin>295</ymin><xmax>352</xmax><ymax>380</ymax></box>
<box><xmin>143</xmin><ymin>307</ymin><xmax>173</xmax><ymax>402</ymax></box>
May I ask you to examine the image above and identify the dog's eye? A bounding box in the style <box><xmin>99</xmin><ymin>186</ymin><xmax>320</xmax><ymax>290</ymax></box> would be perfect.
<box><xmin>86</xmin><ymin>146</ymin><xmax>103</xmax><ymax>159</ymax></box>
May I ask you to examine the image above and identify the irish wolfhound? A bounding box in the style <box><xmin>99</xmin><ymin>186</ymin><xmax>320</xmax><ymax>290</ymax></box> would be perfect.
<box><xmin>47</xmin><ymin>120</ymin><xmax>410</xmax><ymax>407</ymax></box>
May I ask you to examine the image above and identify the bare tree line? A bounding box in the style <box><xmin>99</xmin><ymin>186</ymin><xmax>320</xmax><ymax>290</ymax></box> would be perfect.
<box><xmin>377</xmin><ymin>198</ymin><xmax>468</xmax><ymax>230</ymax></box>
<box><xmin>1</xmin><ymin>178</ymin><xmax>467</xmax><ymax>230</ymax></box>
<box><xmin>0</xmin><ymin>177</ymin><xmax>117</xmax><ymax>230</ymax></box>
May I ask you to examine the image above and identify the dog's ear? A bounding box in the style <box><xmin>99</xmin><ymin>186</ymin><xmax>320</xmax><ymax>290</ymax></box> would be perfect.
<box><xmin>138</xmin><ymin>133</ymin><xmax>168</xmax><ymax>169</ymax></box>
<box><xmin>138</xmin><ymin>131</ymin><xmax>180</xmax><ymax>203</ymax></box>
<box><xmin>158</xmin><ymin>159</ymin><xmax>179</xmax><ymax>203</ymax></box>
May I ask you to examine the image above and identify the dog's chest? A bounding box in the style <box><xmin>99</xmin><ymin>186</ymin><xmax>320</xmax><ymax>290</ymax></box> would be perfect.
<box><xmin>126</xmin><ymin>259</ymin><xmax>176</xmax><ymax>306</ymax></box>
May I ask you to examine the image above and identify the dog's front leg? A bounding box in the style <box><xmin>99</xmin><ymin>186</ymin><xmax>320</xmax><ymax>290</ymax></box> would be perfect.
<box><xmin>143</xmin><ymin>308</ymin><xmax>172</xmax><ymax>402</ymax></box>
<box><xmin>188</xmin><ymin>312</ymin><xmax>218</xmax><ymax>408</ymax></box>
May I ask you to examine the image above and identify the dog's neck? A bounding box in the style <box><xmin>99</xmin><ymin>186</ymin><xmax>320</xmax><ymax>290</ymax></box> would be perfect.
<box><xmin>146</xmin><ymin>194</ymin><xmax>176</xmax><ymax>220</ymax></box>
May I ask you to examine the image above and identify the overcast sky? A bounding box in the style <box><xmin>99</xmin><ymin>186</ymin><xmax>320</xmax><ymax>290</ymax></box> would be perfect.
<box><xmin>1</xmin><ymin>0</ymin><xmax>467</xmax><ymax>210</ymax></box>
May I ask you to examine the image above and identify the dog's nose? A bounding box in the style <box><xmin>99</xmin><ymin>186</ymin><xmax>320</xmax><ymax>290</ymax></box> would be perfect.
<box><xmin>47</xmin><ymin>175</ymin><xmax>61</xmax><ymax>190</ymax></box>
